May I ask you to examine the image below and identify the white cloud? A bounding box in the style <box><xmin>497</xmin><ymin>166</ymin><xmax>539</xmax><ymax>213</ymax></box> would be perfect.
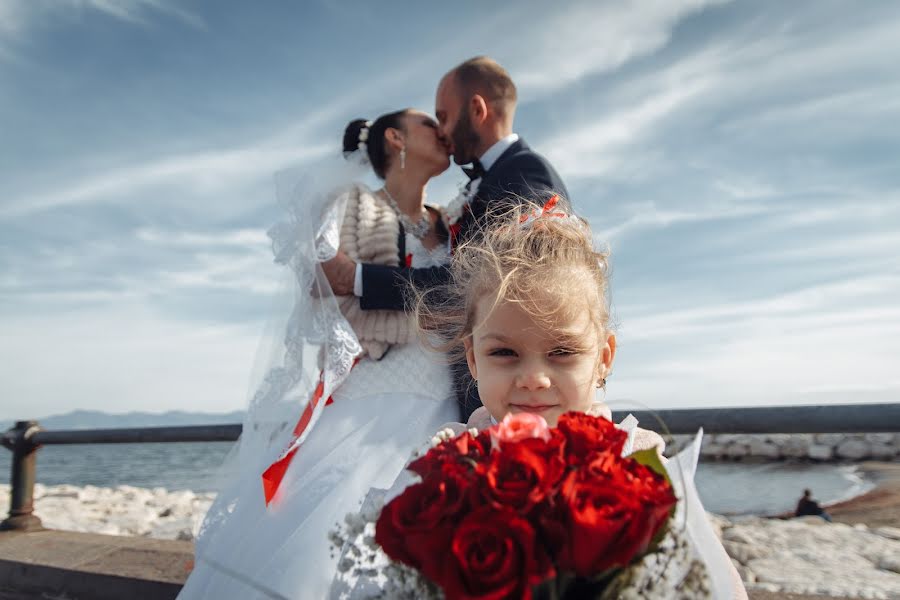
<box><xmin>135</xmin><ymin>227</ymin><xmax>270</xmax><ymax>248</ymax></box>
<box><xmin>0</xmin><ymin>0</ymin><xmax>205</xmax><ymax>39</ymax></box>
<box><xmin>512</xmin><ymin>0</ymin><xmax>731</xmax><ymax>97</ymax></box>
<box><xmin>0</xmin><ymin>143</ymin><xmax>331</xmax><ymax>219</ymax></box>
<box><xmin>153</xmin><ymin>252</ymin><xmax>280</xmax><ymax>296</ymax></box>
<box><xmin>590</xmin><ymin>200</ymin><xmax>770</xmax><ymax>246</ymax></box>
<box><xmin>624</xmin><ymin>274</ymin><xmax>900</xmax><ymax>339</ymax></box>
<box><xmin>722</xmin><ymin>83</ymin><xmax>900</xmax><ymax>134</ymax></box>
<box><xmin>544</xmin><ymin>75</ymin><xmax>714</xmax><ymax>177</ymax></box>
<box><xmin>611</xmin><ymin>275</ymin><xmax>900</xmax><ymax>408</ymax></box>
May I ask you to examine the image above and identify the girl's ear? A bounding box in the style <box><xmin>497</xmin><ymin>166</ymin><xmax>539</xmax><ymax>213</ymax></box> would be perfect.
<box><xmin>464</xmin><ymin>338</ymin><xmax>478</xmax><ymax>381</ymax></box>
<box><xmin>597</xmin><ymin>333</ymin><xmax>616</xmax><ymax>381</ymax></box>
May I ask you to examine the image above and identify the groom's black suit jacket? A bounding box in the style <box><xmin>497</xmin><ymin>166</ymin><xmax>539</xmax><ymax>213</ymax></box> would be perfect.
<box><xmin>359</xmin><ymin>138</ymin><xmax>569</xmax><ymax>420</ymax></box>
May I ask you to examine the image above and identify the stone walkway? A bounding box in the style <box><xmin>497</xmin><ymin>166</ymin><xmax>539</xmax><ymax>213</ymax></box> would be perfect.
<box><xmin>0</xmin><ymin>529</ymin><xmax>192</xmax><ymax>600</ymax></box>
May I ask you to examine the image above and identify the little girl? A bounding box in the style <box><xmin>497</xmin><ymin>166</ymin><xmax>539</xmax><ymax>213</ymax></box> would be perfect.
<box><xmin>418</xmin><ymin>196</ymin><xmax>659</xmax><ymax>443</ymax></box>
<box><xmin>414</xmin><ymin>197</ymin><xmax>748</xmax><ymax>599</ymax></box>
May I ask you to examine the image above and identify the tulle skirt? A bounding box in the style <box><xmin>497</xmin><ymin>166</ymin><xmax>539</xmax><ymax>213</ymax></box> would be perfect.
<box><xmin>179</xmin><ymin>343</ymin><xmax>456</xmax><ymax>600</ymax></box>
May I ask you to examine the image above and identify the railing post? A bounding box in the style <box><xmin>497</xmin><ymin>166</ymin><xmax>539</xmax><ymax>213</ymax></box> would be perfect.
<box><xmin>1</xmin><ymin>420</ymin><xmax>43</xmax><ymax>532</ymax></box>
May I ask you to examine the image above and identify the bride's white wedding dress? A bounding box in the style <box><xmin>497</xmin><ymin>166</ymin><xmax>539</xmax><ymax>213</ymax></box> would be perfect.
<box><xmin>178</xmin><ymin>163</ymin><xmax>456</xmax><ymax>600</ymax></box>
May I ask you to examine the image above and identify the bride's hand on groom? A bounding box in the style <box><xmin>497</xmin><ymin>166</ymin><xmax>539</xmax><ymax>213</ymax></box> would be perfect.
<box><xmin>320</xmin><ymin>251</ymin><xmax>356</xmax><ymax>296</ymax></box>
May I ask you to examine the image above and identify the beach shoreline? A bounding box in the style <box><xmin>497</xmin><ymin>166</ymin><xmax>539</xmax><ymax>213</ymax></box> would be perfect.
<box><xmin>825</xmin><ymin>461</ymin><xmax>900</xmax><ymax>529</ymax></box>
<box><xmin>732</xmin><ymin>460</ymin><xmax>900</xmax><ymax>599</ymax></box>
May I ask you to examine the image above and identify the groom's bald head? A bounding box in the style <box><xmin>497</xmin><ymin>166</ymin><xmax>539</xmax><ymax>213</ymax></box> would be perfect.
<box><xmin>450</xmin><ymin>57</ymin><xmax>517</xmax><ymax>120</ymax></box>
<box><xmin>436</xmin><ymin>56</ymin><xmax>517</xmax><ymax>164</ymax></box>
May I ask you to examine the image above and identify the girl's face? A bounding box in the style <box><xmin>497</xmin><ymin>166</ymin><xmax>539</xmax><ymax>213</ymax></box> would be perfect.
<box><xmin>464</xmin><ymin>293</ymin><xmax>615</xmax><ymax>427</ymax></box>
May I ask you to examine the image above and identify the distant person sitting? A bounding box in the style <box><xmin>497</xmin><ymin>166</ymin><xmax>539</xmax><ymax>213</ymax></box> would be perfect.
<box><xmin>795</xmin><ymin>488</ymin><xmax>832</xmax><ymax>522</ymax></box>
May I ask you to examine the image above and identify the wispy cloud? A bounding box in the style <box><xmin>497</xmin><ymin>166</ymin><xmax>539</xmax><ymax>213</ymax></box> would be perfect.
<box><xmin>135</xmin><ymin>227</ymin><xmax>269</xmax><ymax>248</ymax></box>
<box><xmin>542</xmin><ymin>74</ymin><xmax>715</xmax><ymax>178</ymax></box>
<box><xmin>592</xmin><ymin>200</ymin><xmax>770</xmax><ymax>247</ymax></box>
<box><xmin>512</xmin><ymin>0</ymin><xmax>731</xmax><ymax>97</ymax></box>
<box><xmin>612</xmin><ymin>275</ymin><xmax>900</xmax><ymax>407</ymax></box>
<box><xmin>0</xmin><ymin>0</ymin><xmax>205</xmax><ymax>38</ymax></box>
<box><xmin>0</xmin><ymin>142</ymin><xmax>331</xmax><ymax>219</ymax></box>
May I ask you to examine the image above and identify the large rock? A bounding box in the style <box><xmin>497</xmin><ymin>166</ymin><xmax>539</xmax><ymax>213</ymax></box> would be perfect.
<box><xmin>700</xmin><ymin>441</ymin><xmax>724</xmax><ymax>459</ymax></box>
<box><xmin>714</xmin><ymin>434</ymin><xmax>744</xmax><ymax>445</ymax></box>
<box><xmin>726</xmin><ymin>443</ymin><xmax>750</xmax><ymax>459</ymax></box>
<box><xmin>747</xmin><ymin>439</ymin><xmax>781</xmax><ymax>459</ymax></box>
<box><xmin>880</xmin><ymin>555</ymin><xmax>900</xmax><ymax>574</ymax></box>
<box><xmin>874</xmin><ymin>526</ymin><xmax>900</xmax><ymax>541</ymax></box>
<box><xmin>864</xmin><ymin>432</ymin><xmax>895</xmax><ymax>444</ymax></box>
<box><xmin>807</xmin><ymin>444</ymin><xmax>834</xmax><ymax>461</ymax></box>
<box><xmin>729</xmin><ymin>518</ymin><xmax>900</xmax><ymax>598</ymax></box>
<box><xmin>706</xmin><ymin>513</ymin><xmax>730</xmax><ymax>540</ymax></box>
<box><xmin>814</xmin><ymin>433</ymin><xmax>845</xmax><ymax>445</ymax></box>
<box><xmin>835</xmin><ymin>439</ymin><xmax>870</xmax><ymax>460</ymax></box>
<box><xmin>868</xmin><ymin>442</ymin><xmax>897</xmax><ymax>459</ymax></box>
<box><xmin>723</xmin><ymin>540</ymin><xmax>772</xmax><ymax>563</ymax></box>
<box><xmin>732</xmin><ymin>560</ymin><xmax>756</xmax><ymax>583</ymax></box>
<box><xmin>780</xmin><ymin>435</ymin><xmax>813</xmax><ymax>458</ymax></box>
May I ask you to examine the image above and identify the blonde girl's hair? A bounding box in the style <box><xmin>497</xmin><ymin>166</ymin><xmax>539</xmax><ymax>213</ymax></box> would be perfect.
<box><xmin>414</xmin><ymin>196</ymin><xmax>611</xmax><ymax>363</ymax></box>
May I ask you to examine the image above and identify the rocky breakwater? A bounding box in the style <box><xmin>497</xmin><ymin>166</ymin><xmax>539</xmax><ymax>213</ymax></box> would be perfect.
<box><xmin>711</xmin><ymin>514</ymin><xmax>900</xmax><ymax>598</ymax></box>
<box><xmin>0</xmin><ymin>483</ymin><xmax>216</xmax><ymax>540</ymax></box>
<box><xmin>687</xmin><ymin>433</ymin><xmax>900</xmax><ymax>461</ymax></box>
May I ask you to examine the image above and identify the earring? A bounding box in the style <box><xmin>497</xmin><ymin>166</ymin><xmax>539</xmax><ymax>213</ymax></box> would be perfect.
<box><xmin>596</xmin><ymin>378</ymin><xmax>606</xmax><ymax>388</ymax></box>
<box><xmin>400</xmin><ymin>147</ymin><xmax>406</xmax><ymax>170</ymax></box>
<box><xmin>473</xmin><ymin>379</ymin><xmax>478</xmax><ymax>388</ymax></box>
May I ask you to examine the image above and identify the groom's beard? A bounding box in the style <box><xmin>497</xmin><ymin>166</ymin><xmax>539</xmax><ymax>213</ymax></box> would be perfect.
<box><xmin>451</xmin><ymin>111</ymin><xmax>481</xmax><ymax>166</ymax></box>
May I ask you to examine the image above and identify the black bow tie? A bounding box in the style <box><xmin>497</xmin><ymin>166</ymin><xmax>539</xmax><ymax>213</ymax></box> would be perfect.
<box><xmin>462</xmin><ymin>159</ymin><xmax>486</xmax><ymax>181</ymax></box>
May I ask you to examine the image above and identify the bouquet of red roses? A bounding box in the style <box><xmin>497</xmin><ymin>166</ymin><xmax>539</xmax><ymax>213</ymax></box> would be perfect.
<box><xmin>365</xmin><ymin>412</ymin><xmax>706</xmax><ymax>600</ymax></box>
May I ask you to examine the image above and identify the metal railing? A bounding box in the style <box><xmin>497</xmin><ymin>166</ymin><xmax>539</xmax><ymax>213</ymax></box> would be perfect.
<box><xmin>2</xmin><ymin>403</ymin><xmax>898</xmax><ymax>532</ymax></box>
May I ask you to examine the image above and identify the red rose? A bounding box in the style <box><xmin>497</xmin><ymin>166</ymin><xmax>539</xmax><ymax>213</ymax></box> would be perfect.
<box><xmin>477</xmin><ymin>437</ymin><xmax>565</xmax><ymax>514</ymax></box>
<box><xmin>555</xmin><ymin>458</ymin><xmax>676</xmax><ymax>575</ymax></box>
<box><xmin>438</xmin><ymin>506</ymin><xmax>554</xmax><ymax>600</ymax></box>
<box><xmin>375</xmin><ymin>472</ymin><xmax>469</xmax><ymax>579</ymax></box>
<box><xmin>408</xmin><ymin>431</ymin><xmax>489</xmax><ymax>480</ymax></box>
<box><xmin>556</xmin><ymin>412</ymin><xmax>627</xmax><ymax>464</ymax></box>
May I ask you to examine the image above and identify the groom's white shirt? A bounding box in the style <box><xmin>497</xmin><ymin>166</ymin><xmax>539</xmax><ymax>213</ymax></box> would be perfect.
<box><xmin>353</xmin><ymin>133</ymin><xmax>520</xmax><ymax>297</ymax></box>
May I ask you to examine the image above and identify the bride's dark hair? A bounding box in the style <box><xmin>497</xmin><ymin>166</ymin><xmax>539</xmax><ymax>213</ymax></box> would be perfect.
<box><xmin>342</xmin><ymin>109</ymin><xmax>409</xmax><ymax>179</ymax></box>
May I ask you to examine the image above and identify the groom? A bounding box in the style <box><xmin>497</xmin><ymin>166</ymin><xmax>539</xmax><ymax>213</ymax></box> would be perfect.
<box><xmin>323</xmin><ymin>56</ymin><xmax>569</xmax><ymax>420</ymax></box>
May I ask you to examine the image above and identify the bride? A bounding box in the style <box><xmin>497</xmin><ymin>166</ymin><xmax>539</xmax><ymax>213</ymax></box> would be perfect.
<box><xmin>179</xmin><ymin>109</ymin><xmax>458</xmax><ymax>599</ymax></box>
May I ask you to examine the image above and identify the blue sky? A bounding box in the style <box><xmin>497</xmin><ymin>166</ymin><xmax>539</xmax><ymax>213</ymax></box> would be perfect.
<box><xmin>2</xmin><ymin>0</ymin><xmax>898</xmax><ymax>419</ymax></box>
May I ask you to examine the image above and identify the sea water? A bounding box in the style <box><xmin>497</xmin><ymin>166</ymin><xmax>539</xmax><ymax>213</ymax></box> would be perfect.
<box><xmin>0</xmin><ymin>442</ymin><xmax>873</xmax><ymax>516</ymax></box>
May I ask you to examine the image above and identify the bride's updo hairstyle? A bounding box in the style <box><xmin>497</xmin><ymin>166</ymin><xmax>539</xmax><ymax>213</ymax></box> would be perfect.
<box><xmin>415</xmin><ymin>198</ymin><xmax>612</xmax><ymax>365</ymax></box>
<box><xmin>343</xmin><ymin>110</ymin><xmax>409</xmax><ymax>179</ymax></box>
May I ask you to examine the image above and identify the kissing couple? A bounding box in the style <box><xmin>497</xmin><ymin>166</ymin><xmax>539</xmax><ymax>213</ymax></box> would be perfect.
<box><xmin>179</xmin><ymin>55</ymin><xmax>571</xmax><ymax>600</ymax></box>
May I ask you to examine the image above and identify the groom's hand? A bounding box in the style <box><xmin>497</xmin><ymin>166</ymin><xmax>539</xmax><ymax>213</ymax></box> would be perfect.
<box><xmin>322</xmin><ymin>251</ymin><xmax>356</xmax><ymax>296</ymax></box>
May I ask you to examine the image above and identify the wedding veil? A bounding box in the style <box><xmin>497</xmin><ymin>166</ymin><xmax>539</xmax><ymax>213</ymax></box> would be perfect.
<box><xmin>186</xmin><ymin>154</ymin><xmax>369</xmax><ymax>598</ymax></box>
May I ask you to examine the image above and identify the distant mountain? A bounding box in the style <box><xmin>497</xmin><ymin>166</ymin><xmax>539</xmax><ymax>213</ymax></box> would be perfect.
<box><xmin>2</xmin><ymin>409</ymin><xmax>245</xmax><ymax>431</ymax></box>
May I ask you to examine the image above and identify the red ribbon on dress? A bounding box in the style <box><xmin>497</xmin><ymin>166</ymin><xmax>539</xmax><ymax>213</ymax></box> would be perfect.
<box><xmin>261</xmin><ymin>359</ymin><xmax>358</xmax><ymax>506</ymax></box>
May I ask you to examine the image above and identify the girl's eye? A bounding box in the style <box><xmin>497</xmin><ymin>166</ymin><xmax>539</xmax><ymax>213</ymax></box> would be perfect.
<box><xmin>488</xmin><ymin>348</ymin><xmax>516</xmax><ymax>357</ymax></box>
<box><xmin>550</xmin><ymin>347</ymin><xmax>578</xmax><ymax>357</ymax></box>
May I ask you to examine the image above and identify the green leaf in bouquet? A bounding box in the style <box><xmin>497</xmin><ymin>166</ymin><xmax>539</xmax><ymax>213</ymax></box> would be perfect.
<box><xmin>628</xmin><ymin>447</ymin><xmax>677</xmax><ymax>554</ymax></box>
<box><xmin>628</xmin><ymin>448</ymin><xmax>670</xmax><ymax>484</ymax></box>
